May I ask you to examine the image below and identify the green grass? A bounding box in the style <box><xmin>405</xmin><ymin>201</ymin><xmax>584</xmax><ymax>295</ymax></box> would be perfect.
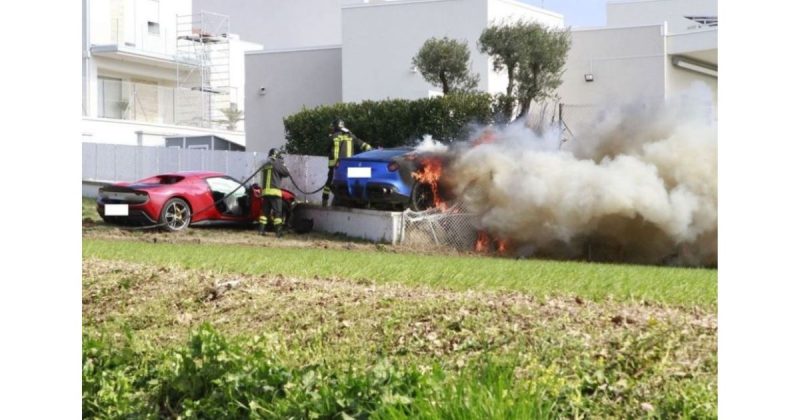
<box><xmin>83</xmin><ymin>197</ymin><xmax>101</xmax><ymax>222</ymax></box>
<box><xmin>83</xmin><ymin>197</ymin><xmax>717</xmax><ymax>417</ymax></box>
<box><xmin>83</xmin><ymin>238</ymin><xmax>717</xmax><ymax>306</ymax></box>
<box><xmin>84</xmin><ymin>324</ymin><xmax>715</xmax><ymax>419</ymax></box>
<box><xmin>83</xmin><ymin>255</ymin><xmax>717</xmax><ymax>418</ymax></box>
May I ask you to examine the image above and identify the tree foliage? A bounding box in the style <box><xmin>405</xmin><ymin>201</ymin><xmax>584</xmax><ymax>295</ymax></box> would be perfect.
<box><xmin>479</xmin><ymin>21</ymin><xmax>570</xmax><ymax>121</ymax></box>
<box><xmin>412</xmin><ymin>37</ymin><xmax>479</xmax><ymax>95</ymax></box>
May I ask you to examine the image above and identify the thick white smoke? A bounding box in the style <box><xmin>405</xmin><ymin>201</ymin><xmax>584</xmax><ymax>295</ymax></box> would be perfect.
<box><xmin>414</xmin><ymin>134</ymin><xmax>449</xmax><ymax>153</ymax></box>
<box><xmin>446</xmin><ymin>84</ymin><xmax>717</xmax><ymax>266</ymax></box>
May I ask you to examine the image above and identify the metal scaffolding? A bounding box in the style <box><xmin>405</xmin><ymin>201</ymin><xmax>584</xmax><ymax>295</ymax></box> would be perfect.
<box><xmin>175</xmin><ymin>11</ymin><xmax>231</xmax><ymax>129</ymax></box>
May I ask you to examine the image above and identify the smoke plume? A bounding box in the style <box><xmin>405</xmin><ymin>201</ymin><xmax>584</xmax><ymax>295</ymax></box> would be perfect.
<box><xmin>446</xmin><ymin>84</ymin><xmax>717</xmax><ymax>266</ymax></box>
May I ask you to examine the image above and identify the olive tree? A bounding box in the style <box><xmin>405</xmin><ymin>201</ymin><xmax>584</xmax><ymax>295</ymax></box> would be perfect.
<box><xmin>479</xmin><ymin>21</ymin><xmax>570</xmax><ymax>121</ymax></box>
<box><xmin>412</xmin><ymin>37</ymin><xmax>479</xmax><ymax>95</ymax></box>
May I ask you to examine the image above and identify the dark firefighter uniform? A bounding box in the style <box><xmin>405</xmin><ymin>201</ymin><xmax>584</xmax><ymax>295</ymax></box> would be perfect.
<box><xmin>322</xmin><ymin>120</ymin><xmax>372</xmax><ymax>206</ymax></box>
<box><xmin>259</xmin><ymin>149</ymin><xmax>290</xmax><ymax>236</ymax></box>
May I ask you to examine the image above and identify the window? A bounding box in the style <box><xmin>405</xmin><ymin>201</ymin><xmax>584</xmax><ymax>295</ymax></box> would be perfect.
<box><xmin>98</xmin><ymin>76</ymin><xmax>123</xmax><ymax>119</ymax></box>
<box><xmin>147</xmin><ymin>21</ymin><xmax>160</xmax><ymax>35</ymax></box>
<box><xmin>206</xmin><ymin>176</ymin><xmax>248</xmax><ymax>215</ymax></box>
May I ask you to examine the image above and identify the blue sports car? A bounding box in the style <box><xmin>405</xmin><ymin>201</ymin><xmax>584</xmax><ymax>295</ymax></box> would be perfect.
<box><xmin>331</xmin><ymin>148</ymin><xmax>438</xmax><ymax>211</ymax></box>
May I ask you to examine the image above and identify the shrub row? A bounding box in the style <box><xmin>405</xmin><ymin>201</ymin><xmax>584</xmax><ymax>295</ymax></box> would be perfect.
<box><xmin>283</xmin><ymin>93</ymin><xmax>502</xmax><ymax>156</ymax></box>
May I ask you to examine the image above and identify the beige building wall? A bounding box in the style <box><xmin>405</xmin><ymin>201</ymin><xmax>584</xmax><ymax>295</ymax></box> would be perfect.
<box><xmin>559</xmin><ymin>25</ymin><xmax>667</xmax><ymax>109</ymax></box>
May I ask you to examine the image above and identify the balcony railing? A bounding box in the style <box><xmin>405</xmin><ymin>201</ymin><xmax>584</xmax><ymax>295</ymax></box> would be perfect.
<box><xmin>95</xmin><ymin>78</ymin><xmax>241</xmax><ymax>131</ymax></box>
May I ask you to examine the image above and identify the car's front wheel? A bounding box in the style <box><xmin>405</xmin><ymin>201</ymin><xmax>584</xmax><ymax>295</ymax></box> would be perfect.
<box><xmin>409</xmin><ymin>182</ymin><xmax>435</xmax><ymax>211</ymax></box>
<box><xmin>160</xmin><ymin>198</ymin><xmax>192</xmax><ymax>231</ymax></box>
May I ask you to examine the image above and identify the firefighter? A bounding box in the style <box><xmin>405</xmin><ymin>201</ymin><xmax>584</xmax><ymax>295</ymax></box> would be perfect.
<box><xmin>259</xmin><ymin>148</ymin><xmax>290</xmax><ymax>237</ymax></box>
<box><xmin>321</xmin><ymin>118</ymin><xmax>373</xmax><ymax>207</ymax></box>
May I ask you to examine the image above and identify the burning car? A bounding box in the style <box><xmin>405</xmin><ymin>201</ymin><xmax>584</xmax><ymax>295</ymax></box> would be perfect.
<box><xmin>331</xmin><ymin>148</ymin><xmax>451</xmax><ymax>211</ymax></box>
<box><xmin>96</xmin><ymin>171</ymin><xmax>311</xmax><ymax>232</ymax></box>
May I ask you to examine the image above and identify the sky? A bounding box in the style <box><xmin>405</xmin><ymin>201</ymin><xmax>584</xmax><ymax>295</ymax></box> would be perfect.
<box><xmin>521</xmin><ymin>0</ymin><xmax>607</xmax><ymax>27</ymax></box>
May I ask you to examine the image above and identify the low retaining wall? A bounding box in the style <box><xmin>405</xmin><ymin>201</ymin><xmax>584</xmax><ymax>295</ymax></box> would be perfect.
<box><xmin>295</xmin><ymin>204</ymin><xmax>404</xmax><ymax>244</ymax></box>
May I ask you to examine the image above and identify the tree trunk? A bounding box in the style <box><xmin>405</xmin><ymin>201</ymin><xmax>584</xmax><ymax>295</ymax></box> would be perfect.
<box><xmin>505</xmin><ymin>66</ymin><xmax>515</xmax><ymax>121</ymax></box>
<box><xmin>439</xmin><ymin>70</ymin><xmax>449</xmax><ymax>95</ymax></box>
<box><xmin>506</xmin><ymin>67</ymin><xmax>515</xmax><ymax>96</ymax></box>
<box><xmin>517</xmin><ymin>97</ymin><xmax>531</xmax><ymax>122</ymax></box>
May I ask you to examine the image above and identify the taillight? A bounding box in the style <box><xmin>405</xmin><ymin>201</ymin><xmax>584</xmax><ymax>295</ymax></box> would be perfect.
<box><xmin>388</xmin><ymin>162</ymin><xmax>399</xmax><ymax>172</ymax></box>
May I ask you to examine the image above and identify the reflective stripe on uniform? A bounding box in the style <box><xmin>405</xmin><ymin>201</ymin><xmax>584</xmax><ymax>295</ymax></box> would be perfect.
<box><xmin>332</xmin><ymin>137</ymin><xmax>341</xmax><ymax>163</ymax></box>
<box><xmin>273</xmin><ymin>217</ymin><xmax>283</xmax><ymax>225</ymax></box>
<box><xmin>259</xmin><ymin>215</ymin><xmax>267</xmax><ymax>225</ymax></box>
<box><xmin>262</xmin><ymin>164</ymin><xmax>282</xmax><ymax>197</ymax></box>
<box><xmin>345</xmin><ymin>137</ymin><xmax>352</xmax><ymax>157</ymax></box>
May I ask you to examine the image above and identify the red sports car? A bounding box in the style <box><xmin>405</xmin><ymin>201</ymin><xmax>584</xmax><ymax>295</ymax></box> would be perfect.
<box><xmin>95</xmin><ymin>171</ymin><xmax>307</xmax><ymax>232</ymax></box>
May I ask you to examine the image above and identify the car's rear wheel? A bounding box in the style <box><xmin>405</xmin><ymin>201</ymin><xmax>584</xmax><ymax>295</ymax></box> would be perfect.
<box><xmin>409</xmin><ymin>182</ymin><xmax>435</xmax><ymax>211</ymax></box>
<box><xmin>160</xmin><ymin>198</ymin><xmax>191</xmax><ymax>231</ymax></box>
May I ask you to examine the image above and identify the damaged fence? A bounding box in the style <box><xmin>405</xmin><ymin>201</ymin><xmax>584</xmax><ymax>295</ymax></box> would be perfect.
<box><xmin>400</xmin><ymin>203</ymin><xmax>480</xmax><ymax>251</ymax></box>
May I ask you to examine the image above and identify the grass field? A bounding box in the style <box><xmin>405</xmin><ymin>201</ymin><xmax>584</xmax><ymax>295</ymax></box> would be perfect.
<box><xmin>82</xmin><ymin>198</ymin><xmax>717</xmax><ymax>418</ymax></box>
<box><xmin>84</xmin><ymin>239</ymin><xmax>716</xmax><ymax>307</ymax></box>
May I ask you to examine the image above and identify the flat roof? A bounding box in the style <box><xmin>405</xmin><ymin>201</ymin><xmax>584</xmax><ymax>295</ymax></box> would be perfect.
<box><xmin>343</xmin><ymin>0</ymin><xmax>563</xmax><ymax>19</ymax></box>
<box><xmin>246</xmin><ymin>44</ymin><xmax>342</xmax><ymax>56</ymax></box>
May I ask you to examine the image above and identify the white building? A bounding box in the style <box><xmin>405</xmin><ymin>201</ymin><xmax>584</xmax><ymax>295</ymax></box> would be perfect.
<box><xmin>203</xmin><ymin>0</ymin><xmax>563</xmax><ymax>153</ymax></box>
<box><xmin>558</xmin><ymin>0</ymin><xmax>717</xmax><ymax>128</ymax></box>
<box><xmin>82</xmin><ymin>0</ymin><xmax>262</xmax><ymax>148</ymax></box>
<box><xmin>198</xmin><ymin>0</ymin><xmax>717</xmax><ymax>153</ymax></box>
<box><xmin>193</xmin><ymin>0</ymin><xmax>343</xmax><ymax>51</ymax></box>
<box><xmin>342</xmin><ymin>0</ymin><xmax>563</xmax><ymax>102</ymax></box>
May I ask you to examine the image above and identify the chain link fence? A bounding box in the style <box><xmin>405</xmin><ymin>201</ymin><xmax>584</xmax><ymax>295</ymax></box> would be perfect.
<box><xmin>400</xmin><ymin>202</ymin><xmax>480</xmax><ymax>251</ymax></box>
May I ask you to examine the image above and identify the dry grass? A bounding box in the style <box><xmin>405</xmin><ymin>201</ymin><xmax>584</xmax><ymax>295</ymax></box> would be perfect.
<box><xmin>84</xmin><ymin>258</ymin><xmax>716</xmax><ymax>371</ymax></box>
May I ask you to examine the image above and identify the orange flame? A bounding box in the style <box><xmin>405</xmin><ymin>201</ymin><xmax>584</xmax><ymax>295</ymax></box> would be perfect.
<box><xmin>412</xmin><ymin>157</ymin><xmax>448</xmax><ymax>210</ymax></box>
<box><xmin>475</xmin><ymin>231</ymin><xmax>491</xmax><ymax>252</ymax></box>
<box><xmin>496</xmin><ymin>239</ymin><xmax>509</xmax><ymax>254</ymax></box>
<box><xmin>475</xmin><ymin>231</ymin><xmax>511</xmax><ymax>255</ymax></box>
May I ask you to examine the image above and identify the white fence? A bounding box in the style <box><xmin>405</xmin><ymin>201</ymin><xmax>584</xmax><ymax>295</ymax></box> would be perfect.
<box><xmin>81</xmin><ymin>143</ymin><xmax>328</xmax><ymax>203</ymax></box>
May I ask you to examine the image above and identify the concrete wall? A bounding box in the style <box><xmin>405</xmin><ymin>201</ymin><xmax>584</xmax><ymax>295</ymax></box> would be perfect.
<box><xmin>245</xmin><ymin>47</ymin><xmax>343</xmax><ymax>153</ymax></box>
<box><xmin>558</xmin><ymin>24</ymin><xmax>667</xmax><ymax>128</ymax></box>
<box><xmin>607</xmin><ymin>0</ymin><xmax>717</xmax><ymax>34</ymax></box>
<box><xmin>296</xmin><ymin>206</ymin><xmax>405</xmax><ymax>244</ymax></box>
<box><xmin>193</xmin><ymin>0</ymin><xmax>343</xmax><ymax>50</ymax></box>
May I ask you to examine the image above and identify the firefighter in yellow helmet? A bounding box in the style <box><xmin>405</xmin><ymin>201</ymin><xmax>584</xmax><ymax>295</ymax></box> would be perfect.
<box><xmin>321</xmin><ymin>118</ymin><xmax>372</xmax><ymax>207</ymax></box>
<box><xmin>259</xmin><ymin>148</ymin><xmax>290</xmax><ymax>237</ymax></box>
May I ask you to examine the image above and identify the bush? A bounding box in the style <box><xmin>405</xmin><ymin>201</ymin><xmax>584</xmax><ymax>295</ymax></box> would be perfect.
<box><xmin>283</xmin><ymin>93</ymin><xmax>497</xmax><ymax>156</ymax></box>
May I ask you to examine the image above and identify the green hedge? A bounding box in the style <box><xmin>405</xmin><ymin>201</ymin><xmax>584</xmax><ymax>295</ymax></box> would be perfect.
<box><xmin>283</xmin><ymin>93</ymin><xmax>498</xmax><ymax>156</ymax></box>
